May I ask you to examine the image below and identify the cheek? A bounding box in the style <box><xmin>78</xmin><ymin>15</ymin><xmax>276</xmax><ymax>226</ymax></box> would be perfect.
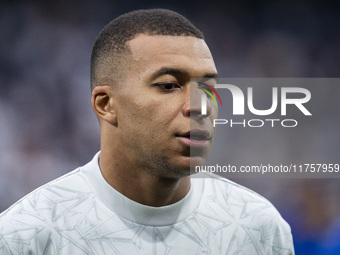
<box><xmin>119</xmin><ymin>100</ymin><xmax>164</xmax><ymax>132</ymax></box>
<box><xmin>210</xmin><ymin>105</ymin><xmax>218</xmax><ymax>120</ymax></box>
<box><xmin>134</xmin><ymin>99</ymin><xmax>179</xmax><ymax>122</ymax></box>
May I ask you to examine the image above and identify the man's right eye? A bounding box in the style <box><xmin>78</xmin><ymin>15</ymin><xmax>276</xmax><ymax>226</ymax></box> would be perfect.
<box><xmin>156</xmin><ymin>83</ymin><xmax>181</xmax><ymax>92</ymax></box>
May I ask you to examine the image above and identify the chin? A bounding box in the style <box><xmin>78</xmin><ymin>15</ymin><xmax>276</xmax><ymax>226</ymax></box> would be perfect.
<box><xmin>190</xmin><ymin>156</ymin><xmax>207</xmax><ymax>166</ymax></box>
<box><xmin>189</xmin><ymin>156</ymin><xmax>207</xmax><ymax>174</ymax></box>
<box><xmin>156</xmin><ymin>155</ymin><xmax>208</xmax><ymax>179</ymax></box>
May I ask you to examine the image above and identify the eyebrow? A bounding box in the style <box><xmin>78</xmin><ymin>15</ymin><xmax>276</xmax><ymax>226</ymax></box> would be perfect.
<box><xmin>150</xmin><ymin>67</ymin><xmax>219</xmax><ymax>81</ymax></box>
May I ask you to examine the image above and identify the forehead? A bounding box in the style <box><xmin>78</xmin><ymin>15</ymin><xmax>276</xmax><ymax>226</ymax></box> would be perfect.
<box><xmin>126</xmin><ymin>34</ymin><xmax>217</xmax><ymax>78</ymax></box>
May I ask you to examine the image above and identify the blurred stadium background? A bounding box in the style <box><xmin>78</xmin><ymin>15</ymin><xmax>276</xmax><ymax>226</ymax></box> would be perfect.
<box><xmin>1</xmin><ymin>1</ymin><xmax>340</xmax><ymax>254</ymax></box>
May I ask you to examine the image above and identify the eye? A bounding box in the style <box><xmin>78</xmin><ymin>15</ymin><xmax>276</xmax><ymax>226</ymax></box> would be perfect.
<box><xmin>156</xmin><ymin>83</ymin><xmax>181</xmax><ymax>92</ymax></box>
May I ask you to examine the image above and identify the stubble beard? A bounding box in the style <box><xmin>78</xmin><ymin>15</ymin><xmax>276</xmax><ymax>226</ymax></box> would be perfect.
<box><xmin>140</xmin><ymin>152</ymin><xmax>191</xmax><ymax>180</ymax></box>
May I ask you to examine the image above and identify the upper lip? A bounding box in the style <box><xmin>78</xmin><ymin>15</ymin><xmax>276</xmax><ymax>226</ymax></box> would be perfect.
<box><xmin>177</xmin><ymin>129</ymin><xmax>211</xmax><ymax>140</ymax></box>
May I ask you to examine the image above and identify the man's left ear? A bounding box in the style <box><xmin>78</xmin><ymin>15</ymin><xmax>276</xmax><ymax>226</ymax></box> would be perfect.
<box><xmin>91</xmin><ymin>85</ymin><xmax>117</xmax><ymax>125</ymax></box>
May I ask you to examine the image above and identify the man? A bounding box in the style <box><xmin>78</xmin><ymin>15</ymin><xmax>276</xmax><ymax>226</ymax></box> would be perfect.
<box><xmin>0</xmin><ymin>9</ymin><xmax>294</xmax><ymax>254</ymax></box>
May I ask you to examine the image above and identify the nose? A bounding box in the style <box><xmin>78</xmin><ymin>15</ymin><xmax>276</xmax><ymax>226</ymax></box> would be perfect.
<box><xmin>182</xmin><ymin>83</ymin><xmax>212</xmax><ymax>119</ymax></box>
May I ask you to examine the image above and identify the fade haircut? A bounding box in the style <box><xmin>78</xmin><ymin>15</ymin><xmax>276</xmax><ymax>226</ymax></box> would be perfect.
<box><xmin>90</xmin><ymin>9</ymin><xmax>204</xmax><ymax>91</ymax></box>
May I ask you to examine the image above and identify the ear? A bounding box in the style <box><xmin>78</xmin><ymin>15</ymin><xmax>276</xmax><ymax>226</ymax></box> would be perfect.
<box><xmin>91</xmin><ymin>85</ymin><xmax>117</xmax><ymax>125</ymax></box>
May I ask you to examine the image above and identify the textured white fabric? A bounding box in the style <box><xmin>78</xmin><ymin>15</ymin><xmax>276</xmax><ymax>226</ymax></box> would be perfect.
<box><xmin>0</xmin><ymin>152</ymin><xmax>294</xmax><ymax>254</ymax></box>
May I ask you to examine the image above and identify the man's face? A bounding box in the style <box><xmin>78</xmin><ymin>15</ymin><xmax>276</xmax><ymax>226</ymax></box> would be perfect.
<box><xmin>113</xmin><ymin>34</ymin><xmax>218</xmax><ymax>178</ymax></box>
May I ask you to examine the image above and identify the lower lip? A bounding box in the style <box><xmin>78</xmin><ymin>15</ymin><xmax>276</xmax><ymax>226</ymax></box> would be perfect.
<box><xmin>177</xmin><ymin>137</ymin><xmax>210</xmax><ymax>148</ymax></box>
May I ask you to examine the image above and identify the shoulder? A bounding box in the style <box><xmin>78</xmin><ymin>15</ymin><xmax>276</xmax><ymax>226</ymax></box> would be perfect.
<box><xmin>198</xmin><ymin>172</ymin><xmax>281</xmax><ymax>210</ymax></box>
<box><xmin>0</xmin><ymin>167</ymin><xmax>95</xmax><ymax>220</ymax></box>
<box><xmin>0</xmin><ymin>167</ymin><xmax>95</xmax><ymax>250</ymax></box>
<box><xmin>196</xmin><ymin>172</ymin><xmax>276</xmax><ymax>205</ymax></box>
<box><xmin>193</xmin><ymin>173</ymin><xmax>294</xmax><ymax>253</ymax></box>
<box><xmin>199</xmin><ymin>173</ymin><xmax>289</xmax><ymax>222</ymax></box>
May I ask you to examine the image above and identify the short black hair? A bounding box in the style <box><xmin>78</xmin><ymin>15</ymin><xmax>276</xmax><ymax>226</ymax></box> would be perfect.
<box><xmin>90</xmin><ymin>9</ymin><xmax>204</xmax><ymax>91</ymax></box>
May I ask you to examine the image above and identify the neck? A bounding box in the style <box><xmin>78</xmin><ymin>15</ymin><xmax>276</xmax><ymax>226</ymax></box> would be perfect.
<box><xmin>99</xmin><ymin>149</ymin><xmax>191</xmax><ymax>207</ymax></box>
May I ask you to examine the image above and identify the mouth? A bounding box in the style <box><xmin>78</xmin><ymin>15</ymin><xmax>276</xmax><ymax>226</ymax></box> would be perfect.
<box><xmin>176</xmin><ymin>129</ymin><xmax>211</xmax><ymax>148</ymax></box>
